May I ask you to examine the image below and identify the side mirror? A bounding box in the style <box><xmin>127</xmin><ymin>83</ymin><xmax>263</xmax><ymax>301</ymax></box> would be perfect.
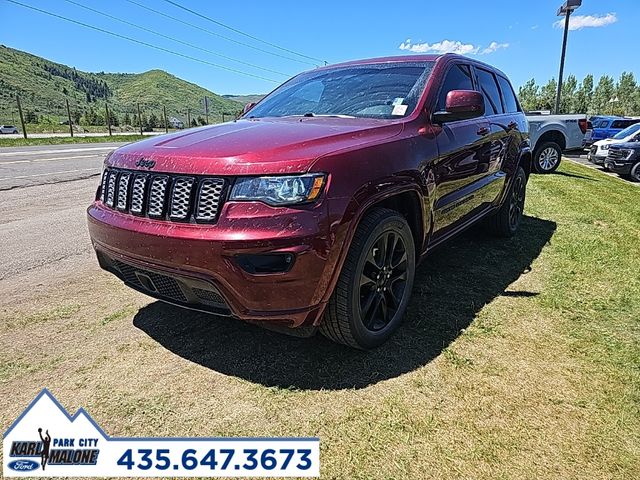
<box><xmin>432</xmin><ymin>90</ymin><xmax>485</xmax><ymax>124</ymax></box>
<box><xmin>243</xmin><ymin>102</ymin><xmax>257</xmax><ymax>115</ymax></box>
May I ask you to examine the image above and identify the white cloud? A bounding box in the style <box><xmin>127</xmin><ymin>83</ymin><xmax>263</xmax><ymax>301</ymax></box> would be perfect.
<box><xmin>531</xmin><ymin>25</ymin><xmax>539</xmax><ymax>30</ymax></box>
<box><xmin>553</xmin><ymin>12</ymin><xmax>617</xmax><ymax>31</ymax></box>
<box><xmin>398</xmin><ymin>39</ymin><xmax>508</xmax><ymax>55</ymax></box>
<box><xmin>399</xmin><ymin>39</ymin><xmax>479</xmax><ymax>55</ymax></box>
<box><xmin>481</xmin><ymin>42</ymin><xmax>509</xmax><ymax>54</ymax></box>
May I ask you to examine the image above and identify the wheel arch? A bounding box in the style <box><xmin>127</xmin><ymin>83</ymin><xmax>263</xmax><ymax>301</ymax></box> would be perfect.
<box><xmin>317</xmin><ymin>184</ymin><xmax>429</xmax><ymax>313</ymax></box>
<box><xmin>534</xmin><ymin>129</ymin><xmax>567</xmax><ymax>151</ymax></box>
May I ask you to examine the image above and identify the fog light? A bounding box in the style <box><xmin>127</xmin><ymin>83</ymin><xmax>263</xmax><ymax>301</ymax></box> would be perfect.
<box><xmin>236</xmin><ymin>253</ymin><xmax>294</xmax><ymax>274</ymax></box>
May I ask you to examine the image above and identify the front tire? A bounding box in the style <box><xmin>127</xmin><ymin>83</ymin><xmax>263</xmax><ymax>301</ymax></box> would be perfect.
<box><xmin>533</xmin><ymin>141</ymin><xmax>562</xmax><ymax>173</ymax></box>
<box><xmin>630</xmin><ymin>162</ymin><xmax>640</xmax><ymax>183</ymax></box>
<box><xmin>320</xmin><ymin>208</ymin><xmax>416</xmax><ymax>349</ymax></box>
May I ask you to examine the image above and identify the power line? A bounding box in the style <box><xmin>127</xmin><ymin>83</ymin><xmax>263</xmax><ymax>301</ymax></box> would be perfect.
<box><xmin>124</xmin><ymin>0</ymin><xmax>318</xmax><ymax>67</ymax></box>
<box><xmin>61</xmin><ymin>0</ymin><xmax>290</xmax><ymax>77</ymax></box>
<box><xmin>4</xmin><ymin>0</ymin><xmax>280</xmax><ymax>83</ymax></box>
<box><xmin>161</xmin><ymin>0</ymin><xmax>326</xmax><ymax>65</ymax></box>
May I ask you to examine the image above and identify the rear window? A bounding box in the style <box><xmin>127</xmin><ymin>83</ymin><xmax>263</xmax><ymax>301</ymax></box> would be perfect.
<box><xmin>596</xmin><ymin>120</ymin><xmax>610</xmax><ymax>128</ymax></box>
<box><xmin>476</xmin><ymin>68</ymin><xmax>504</xmax><ymax>115</ymax></box>
<box><xmin>496</xmin><ymin>76</ymin><xmax>519</xmax><ymax>113</ymax></box>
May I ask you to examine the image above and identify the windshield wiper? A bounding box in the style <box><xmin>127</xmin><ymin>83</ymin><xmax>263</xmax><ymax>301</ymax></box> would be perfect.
<box><xmin>302</xmin><ymin>113</ymin><xmax>356</xmax><ymax>118</ymax></box>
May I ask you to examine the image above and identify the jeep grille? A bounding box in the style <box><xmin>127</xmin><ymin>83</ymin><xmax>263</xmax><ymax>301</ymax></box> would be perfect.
<box><xmin>99</xmin><ymin>168</ymin><xmax>227</xmax><ymax>223</ymax></box>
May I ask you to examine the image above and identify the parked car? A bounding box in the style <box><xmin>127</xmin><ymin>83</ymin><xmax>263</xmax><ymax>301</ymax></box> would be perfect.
<box><xmin>0</xmin><ymin>125</ymin><xmax>19</xmax><ymax>134</ymax></box>
<box><xmin>584</xmin><ymin>116</ymin><xmax>640</xmax><ymax>147</ymax></box>
<box><xmin>604</xmin><ymin>142</ymin><xmax>640</xmax><ymax>182</ymax></box>
<box><xmin>87</xmin><ymin>54</ymin><xmax>531</xmax><ymax>349</ymax></box>
<box><xmin>588</xmin><ymin>123</ymin><xmax>640</xmax><ymax>167</ymax></box>
<box><xmin>526</xmin><ymin>112</ymin><xmax>587</xmax><ymax>174</ymax></box>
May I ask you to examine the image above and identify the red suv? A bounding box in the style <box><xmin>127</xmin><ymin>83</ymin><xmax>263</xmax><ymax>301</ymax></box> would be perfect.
<box><xmin>88</xmin><ymin>54</ymin><xmax>530</xmax><ymax>349</ymax></box>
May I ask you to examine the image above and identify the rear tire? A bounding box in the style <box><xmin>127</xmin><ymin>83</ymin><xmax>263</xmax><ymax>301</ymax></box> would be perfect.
<box><xmin>488</xmin><ymin>166</ymin><xmax>527</xmax><ymax>238</ymax></box>
<box><xmin>533</xmin><ymin>141</ymin><xmax>562</xmax><ymax>174</ymax></box>
<box><xmin>320</xmin><ymin>208</ymin><xmax>416</xmax><ymax>349</ymax></box>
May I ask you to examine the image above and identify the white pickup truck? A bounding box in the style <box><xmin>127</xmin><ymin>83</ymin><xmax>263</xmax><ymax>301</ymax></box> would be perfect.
<box><xmin>526</xmin><ymin>112</ymin><xmax>587</xmax><ymax>173</ymax></box>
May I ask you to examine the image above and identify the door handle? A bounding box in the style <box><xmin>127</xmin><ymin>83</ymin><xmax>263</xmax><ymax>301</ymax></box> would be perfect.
<box><xmin>477</xmin><ymin>127</ymin><xmax>490</xmax><ymax>136</ymax></box>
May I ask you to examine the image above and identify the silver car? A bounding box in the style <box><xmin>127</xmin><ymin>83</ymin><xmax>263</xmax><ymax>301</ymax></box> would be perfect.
<box><xmin>0</xmin><ymin>125</ymin><xmax>19</xmax><ymax>134</ymax></box>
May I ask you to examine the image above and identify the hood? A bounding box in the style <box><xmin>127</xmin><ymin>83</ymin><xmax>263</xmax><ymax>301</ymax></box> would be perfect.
<box><xmin>610</xmin><ymin>142</ymin><xmax>640</xmax><ymax>150</ymax></box>
<box><xmin>108</xmin><ymin>118</ymin><xmax>403</xmax><ymax>175</ymax></box>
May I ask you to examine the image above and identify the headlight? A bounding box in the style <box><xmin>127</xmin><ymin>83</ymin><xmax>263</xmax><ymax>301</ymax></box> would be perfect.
<box><xmin>601</xmin><ymin>144</ymin><xmax>609</xmax><ymax>150</ymax></box>
<box><xmin>230</xmin><ymin>173</ymin><xmax>326</xmax><ymax>206</ymax></box>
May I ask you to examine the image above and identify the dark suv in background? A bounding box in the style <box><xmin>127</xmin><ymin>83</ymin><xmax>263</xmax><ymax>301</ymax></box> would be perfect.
<box><xmin>605</xmin><ymin>142</ymin><xmax>640</xmax><ymax>182</ymax></box>
<box><xmin>88</xmin><ymin>54</ymin><xmax>531</xmax><ymax>349</ymax></box>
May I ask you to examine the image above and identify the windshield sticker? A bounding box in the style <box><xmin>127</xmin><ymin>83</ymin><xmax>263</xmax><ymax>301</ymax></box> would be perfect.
<box><xmin>392</xmin><ymin>97</ymin><xmax>405</xmax><ymax>106</ymax></box>
<box><xmin>391</xmin><ymin>105</ymin><xmax>408</xmax><ymax>116</ymax></box>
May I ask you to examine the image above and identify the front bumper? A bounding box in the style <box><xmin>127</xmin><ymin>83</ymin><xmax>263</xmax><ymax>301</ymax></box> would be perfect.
<box><xmin>87</xmin><ymin>200</ymin><xmax>337</xmax><ymax>328</ymax></box>
<box><xmin>605</xmin><ymin>160</ymin><xmax>633</xmax><ymax>175</ymax></box>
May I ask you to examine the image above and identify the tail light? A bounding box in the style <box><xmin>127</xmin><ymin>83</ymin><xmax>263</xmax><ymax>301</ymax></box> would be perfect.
<box><xmin>578</xmin><ymin>118</ymin><xmax>588</xmax><ymax>134</ymax></box>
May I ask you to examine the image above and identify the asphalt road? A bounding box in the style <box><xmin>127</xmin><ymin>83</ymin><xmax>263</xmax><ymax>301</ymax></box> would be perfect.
<box><xmin>0</xmin><ymin>142</ymin><xmax>126</xmax><ymax>190</ymax></box>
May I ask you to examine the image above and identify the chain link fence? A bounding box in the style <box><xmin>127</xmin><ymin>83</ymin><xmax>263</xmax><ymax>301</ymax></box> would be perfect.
<box><xmin>0</xmin><ymin>94</ymin><xmax>242</xmax><ymax>138</ymax></box>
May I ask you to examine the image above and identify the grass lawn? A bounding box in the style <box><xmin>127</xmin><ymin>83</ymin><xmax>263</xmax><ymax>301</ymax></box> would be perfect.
<box><xmin>0</xmin><ymin>160</ymin><xmax>638</xmax><ymax>479</ymax></box>
<box><xmin>0</xmin><ymin>134</ymin><xmax>148</xmax><ymax>147</ymax></box>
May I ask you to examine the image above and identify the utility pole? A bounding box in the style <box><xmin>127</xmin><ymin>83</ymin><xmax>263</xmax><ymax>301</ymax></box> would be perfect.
<box><xmin>137</xmin><ymin>103</ymin><xmax>143</xmax><ymax>136</ymax></box>
<box><xmin>187</xmin><ymin>108</ymin><xmax>191</xmax><ymax>128</ymax></box>
<box><xmin>554</xmin><ymin>0</ymin><xmax>582</xmax><ymax>114</ymax></box>
<box><xmin>16</xmin><ymin>94</ymin><xmax>27</xmax><ymax>139</ymax></box>
<box><xmin>163</xmin><ymin>105</ymin><xmax>168</xmax><ymax>133</ymax></box>
<box><xmin>105</xmin><ymin>103</ymin><xmax>112</xmax><ymax>136</ymax></box>
<box><xmin>204</xmin><ymin>96</ymin><xmax>209</xmax><ymax>124</ymax></box>
<box><xmin>65</xmin><ymin>98</ymin><xmax>74</xmax><ymax>137</ymax></box>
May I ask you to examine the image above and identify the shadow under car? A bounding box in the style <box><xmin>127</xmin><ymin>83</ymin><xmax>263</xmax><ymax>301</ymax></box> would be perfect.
<box><xmin>133</xmin><ymin>215</ymin><xmax>556</xmax><ymax>391</ymax></box>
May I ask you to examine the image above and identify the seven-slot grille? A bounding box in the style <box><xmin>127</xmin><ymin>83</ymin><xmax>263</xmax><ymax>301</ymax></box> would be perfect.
<box><xmin>607</xmin><ymin>149</ymin><xmax>630</xmax><ymax>161</ymax></box>
<box><xmin>99</xmin><ymin>167</ymin><xmax>226</xmax><ymax>222</ymax></box>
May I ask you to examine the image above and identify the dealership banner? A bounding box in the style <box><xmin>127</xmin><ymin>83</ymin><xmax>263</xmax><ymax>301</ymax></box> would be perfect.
<box><xmin>3</xmin><ymin>389</ymin><xmax>319</xmax><ymax>477</ymax></box>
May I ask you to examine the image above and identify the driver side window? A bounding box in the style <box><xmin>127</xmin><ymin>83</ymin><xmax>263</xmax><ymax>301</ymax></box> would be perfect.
<box><xmin>437</xmin><ymin>64</ymin><xmax>473</xmax><ymax>111</ymax></box>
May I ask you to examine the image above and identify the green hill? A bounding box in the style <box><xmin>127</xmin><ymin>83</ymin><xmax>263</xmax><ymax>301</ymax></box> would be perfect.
<box><xmin>0</xmin><ymin>45</ymin><xmax>241</xmax><ymax>126</ymax></box>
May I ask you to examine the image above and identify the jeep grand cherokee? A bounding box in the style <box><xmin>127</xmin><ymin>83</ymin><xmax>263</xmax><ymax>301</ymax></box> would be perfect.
<box><xmin>88</xmin><ymin>54</ymin><xmax>531</xmax><ymax>349</ymax></box>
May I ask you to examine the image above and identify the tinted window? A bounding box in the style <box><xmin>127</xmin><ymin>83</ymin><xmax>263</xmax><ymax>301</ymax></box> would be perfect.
<box><xmin>476</xmin><ymin>68</ymin><xmax>504</xmax><ymax>115</ymax></box>
<box><xmin>497</xmin><ymin>76</ymin><xmax>519</xmax><ymax>113</ymax></box>
<box><xmin>612</xmin><ymin>119</ymin><xmax>640</xmax><ymax>129</ymax></box>
<box><xmin>596</xmin><ymin>120</ymin><xmax>609</xmax><ymax>128</ymax></box>
<box><xmin>436</xmin><ymin>64</ymin><xmax>474</xmax><ymax>111</ymax></box>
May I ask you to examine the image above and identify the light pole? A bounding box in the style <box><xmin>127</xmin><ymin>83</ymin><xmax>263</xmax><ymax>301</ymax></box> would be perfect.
<box><xmin>609</xmin><ymin>97</ymin><xmax>619</xmax><ymax>115</ymax></box>
<box><xmin>554</xmin><ymin>0</ymin><xmax>582</xmax><ymax>114</ymax></box>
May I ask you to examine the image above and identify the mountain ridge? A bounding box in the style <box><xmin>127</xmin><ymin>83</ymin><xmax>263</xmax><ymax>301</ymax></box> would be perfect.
<box><xmin>0</xmin><ymin>45</ymin><xmax>242</xmax><ymax>124</ymax></box>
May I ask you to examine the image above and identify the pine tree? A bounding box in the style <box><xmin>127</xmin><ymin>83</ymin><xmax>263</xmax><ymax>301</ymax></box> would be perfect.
<box><xmin>517</xmin><ymin>79</ymin><xmax>539</xmax><ymax>112</ymax></box>
<box><xmin>539</xmin><ymin>79</ymin><xmax>558</xmax><ymax>111</ymax></box>
<box><xmin>593</xmin><ymin>76</ymin><xmax>615</xmax><ymax>114</ymax></box>
<box><xmin>616</xmin><ymin>72</ymin><xmax>637</xmax><ymax>116</ymax></box>
<box><xmin>148</xmin><ymin>112</ymin><xmax>158</xmax><ymax>129</ymax></box>
<box><xmin>574</xmin><ymin>74</ymin><xmax>593</xmax><ymax>114</ymax></box>
<box><xmin>559</xmin><ymin>74</ymin><xmax>577</xmax><ymax>113</ymax></box>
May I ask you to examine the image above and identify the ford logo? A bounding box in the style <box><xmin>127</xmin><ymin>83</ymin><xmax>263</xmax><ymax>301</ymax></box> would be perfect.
<box><xmin>8</xmin><ymin>459</ymin><xmax>39</xmax><ymax>471</ymax></box>
<box><xmin>135</xmin><ymin>158</ymin><xmax>156</xmax><ymax>169</ymax></box>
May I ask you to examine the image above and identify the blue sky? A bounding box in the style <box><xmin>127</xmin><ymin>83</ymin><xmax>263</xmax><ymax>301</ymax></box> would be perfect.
<box><xmin>0</xmin><ymin>0</ymin><xmax>636</xmax><ymax>95</ymax></box>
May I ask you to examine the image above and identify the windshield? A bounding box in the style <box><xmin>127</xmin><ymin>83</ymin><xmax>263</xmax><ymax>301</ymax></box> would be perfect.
<box><xmin>246</xmin><ymin>61</ymin><xmax>435</xmax><ymax>120</ymax></box>
<box><xmin>612</xmin><ymin>122</ymin><xmax>640</xmax><ymax>139</ymax></box>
